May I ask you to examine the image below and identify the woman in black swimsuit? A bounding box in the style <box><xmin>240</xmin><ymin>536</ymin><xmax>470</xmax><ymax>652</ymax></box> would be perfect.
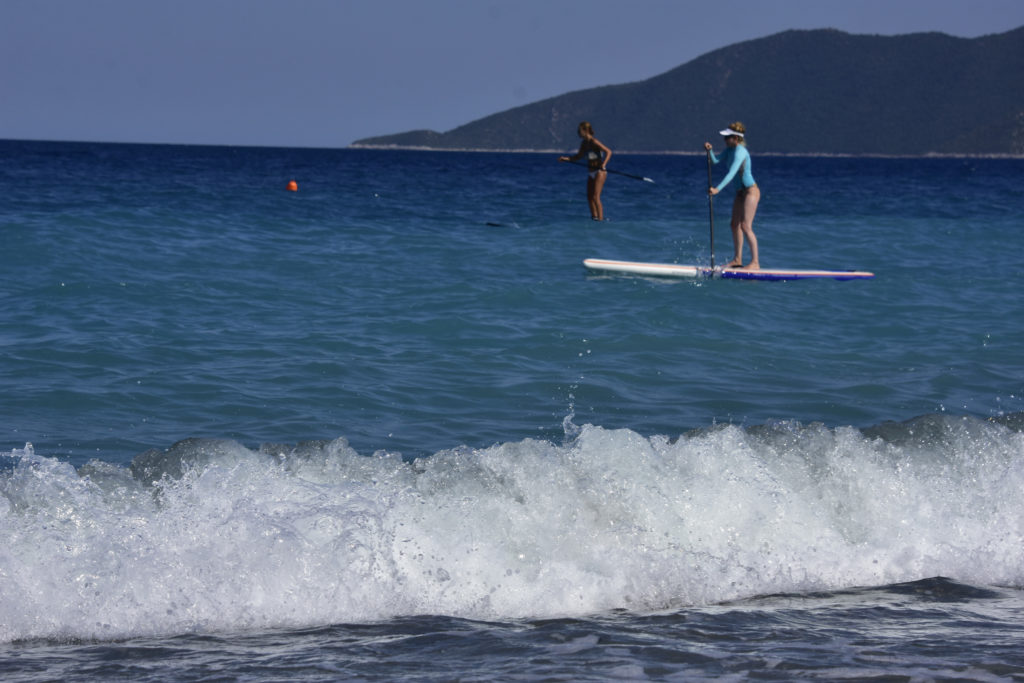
<box><xmin>558</xmin><ymin>121</ymin><xmax>612</xmax><ymax>221</ymax></box>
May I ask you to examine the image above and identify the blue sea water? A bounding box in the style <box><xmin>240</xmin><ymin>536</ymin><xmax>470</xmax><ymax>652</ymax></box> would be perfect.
<box><xmin>1</xmin><ymin>139</ymin><xmax>1023</xmax><ymax>680</ymax></box>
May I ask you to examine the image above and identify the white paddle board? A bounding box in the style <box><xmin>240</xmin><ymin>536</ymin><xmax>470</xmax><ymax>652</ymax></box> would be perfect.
<box><xmin>581</xmin><ymin>258</ymin><xmax>701</xmax><ymax>278</ymax></box>
<box><xmin>583</xmin><ymin>258</ymin><xmax>874</xmax><ymax>281</ymax></box>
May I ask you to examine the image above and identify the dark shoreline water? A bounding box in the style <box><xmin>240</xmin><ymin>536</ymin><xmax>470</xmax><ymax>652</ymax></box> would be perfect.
<box><xmin>5</xmin><ymin>578</ymin><xmax>1024</xmax><ymax>681</ymax></box>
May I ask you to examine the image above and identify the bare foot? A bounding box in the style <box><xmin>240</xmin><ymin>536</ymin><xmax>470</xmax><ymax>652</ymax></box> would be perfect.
<box><xmin>724</xmin><ymin>260</ymin><xmax>743</xmax><ymax>268</ymax></box>
<box><xmin>740</xmin><ymin>262</ymin><xmax>760</xmax><ymax>271</ymax></box>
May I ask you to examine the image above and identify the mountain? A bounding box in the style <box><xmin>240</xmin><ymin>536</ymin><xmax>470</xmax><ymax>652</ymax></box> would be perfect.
<box><xmin>351</xmin><ymin>27</ymin><xmax>1024</xmax><ymax>155</ymax></box>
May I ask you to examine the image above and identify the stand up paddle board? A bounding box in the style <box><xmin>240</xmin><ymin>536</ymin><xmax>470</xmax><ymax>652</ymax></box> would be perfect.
<box><xmin>583</xmin><ymin>258</ymin><xmax>874</xmax><ymax>281</ymax></box>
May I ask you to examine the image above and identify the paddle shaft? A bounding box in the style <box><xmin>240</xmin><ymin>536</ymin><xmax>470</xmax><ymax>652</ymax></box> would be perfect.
<box><xmin>706</xmin><ymin>150</ymin><xmax>715</xmax><ymax>268</ymax></box>
<box><xmin>565</xmin><ymin>160</ymin><xmax>654</xmax><ymax>183</ymax></box>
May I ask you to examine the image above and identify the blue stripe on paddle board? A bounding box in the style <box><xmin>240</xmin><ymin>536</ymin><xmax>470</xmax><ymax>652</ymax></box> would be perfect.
<box><xmin>719</xmin><ymin>268</ymin><xmax>874</xmax><ymax>281</ymax></box>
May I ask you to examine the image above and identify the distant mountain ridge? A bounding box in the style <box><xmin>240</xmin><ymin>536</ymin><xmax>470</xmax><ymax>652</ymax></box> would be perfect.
<box><xmin>352</xmin><ymin>27</ymin><xmax>1024</xmax><ymax>156</ymax></box>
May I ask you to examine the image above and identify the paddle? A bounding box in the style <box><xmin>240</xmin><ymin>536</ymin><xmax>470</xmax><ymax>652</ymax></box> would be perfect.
<box><xmin>565</xmin><ymin>160</ymin><xmax>654</xmax><ymax>183</ymax></box>
<box><xmin>706</xmin><ymin>150</ymin><xmax>715</xmax><ymax>268</ymax></box>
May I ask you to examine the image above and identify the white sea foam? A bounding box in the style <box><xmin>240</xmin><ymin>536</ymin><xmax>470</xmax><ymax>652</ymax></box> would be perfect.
<box><xmin>1</xmin><ymin>417</ymin><xmax>1022</xmax><ymax>642</ymax></box>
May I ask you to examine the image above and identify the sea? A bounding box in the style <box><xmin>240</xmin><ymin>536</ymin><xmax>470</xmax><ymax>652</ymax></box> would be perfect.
<box><xmin>2</xmin><ymin>139</ymin><xmax>1023</xmax><ymax>681</ymax></box>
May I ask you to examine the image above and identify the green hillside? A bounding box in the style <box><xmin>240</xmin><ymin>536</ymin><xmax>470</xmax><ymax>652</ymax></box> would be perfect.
<box><xmin>352</xmin><ymin>27</ymin><xmax>1024</xmax><ymax>155</ymax></box>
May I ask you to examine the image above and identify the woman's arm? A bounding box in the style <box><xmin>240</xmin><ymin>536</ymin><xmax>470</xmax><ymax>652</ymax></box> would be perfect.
<box><xmin>592</xmin><ymin>138</ymin><xmax>612</xmax><ymax>169</ymax></box>
<box><xmin>559</xmin><ymin>140</ymin><xmax>588</xmax><ymax>163</ymax></box>
<box><xmin>704</xmin><ymin>142</ymin><xmax>719</xmax><ymax>164</ymax></box>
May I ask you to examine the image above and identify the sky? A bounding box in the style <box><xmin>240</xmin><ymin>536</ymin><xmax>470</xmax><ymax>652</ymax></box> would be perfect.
<box><xmin>3</xmin><ymin>0</ymin><xmax>1023</xmax><ymax>148</ymax></box>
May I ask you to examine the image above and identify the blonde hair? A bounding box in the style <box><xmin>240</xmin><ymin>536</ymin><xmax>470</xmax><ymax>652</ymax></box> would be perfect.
<box><xmin>727</xmin><ymin>121</ymin><xmax>747</xmax><ymax>145</ymax></box>
<box><xmin>577</xmin><ymin>121</ymin><xmax>595</xmax><ymax>137</ymax></box>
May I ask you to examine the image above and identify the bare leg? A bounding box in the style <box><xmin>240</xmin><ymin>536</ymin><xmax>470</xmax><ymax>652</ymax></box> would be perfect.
<box><xmin>725</xmin><ymin>192</ymin><xmax>745</xmax><ymax>267</ymax></box>
<box><xmin>586</xmin><ymin>177</ymin><xmax>597</xmax><ymax>219</ymax></box>
<box><xmin>588</xmin><ymin>171</ymin><xmax>607</xmax><ymax>220</ymax></box>
<box><xmin>739</xmin><ymin>186</ymin><xmax>760</xmax><ymax>269</ymax></box>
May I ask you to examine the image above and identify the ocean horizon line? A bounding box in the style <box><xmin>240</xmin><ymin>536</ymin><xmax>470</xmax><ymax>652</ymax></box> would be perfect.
<box><xmin>4</xmin><ymin>137</ymin><xmax>1023</xmax><ymax>160</ymax></box>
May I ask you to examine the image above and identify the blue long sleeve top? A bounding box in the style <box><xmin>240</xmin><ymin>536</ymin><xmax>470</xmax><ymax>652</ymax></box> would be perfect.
<box><xmin>709</xmin><ymin>145</ymin><xmax>755</xmax><ymax>192</ymax></box>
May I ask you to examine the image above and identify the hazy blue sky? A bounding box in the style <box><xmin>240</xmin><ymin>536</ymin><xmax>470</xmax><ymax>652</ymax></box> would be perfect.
<box><xmin>3</xmin><ymin>0</ymin><xmax>1022</xmax><ymax>148</ymax></box>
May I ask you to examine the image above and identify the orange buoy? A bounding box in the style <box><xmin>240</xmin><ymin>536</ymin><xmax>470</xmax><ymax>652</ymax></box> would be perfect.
<box><xmin>286</xmin><ymin>180</ymin><xmax>298</xmax><ymax>192</ymax></box>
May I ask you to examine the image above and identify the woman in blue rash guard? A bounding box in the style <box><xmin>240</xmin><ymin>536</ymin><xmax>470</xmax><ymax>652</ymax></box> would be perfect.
<box><xmin>704</xmin><ymin>122</ymin><xmax>760</xmax><ymax>270</ymax></box>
